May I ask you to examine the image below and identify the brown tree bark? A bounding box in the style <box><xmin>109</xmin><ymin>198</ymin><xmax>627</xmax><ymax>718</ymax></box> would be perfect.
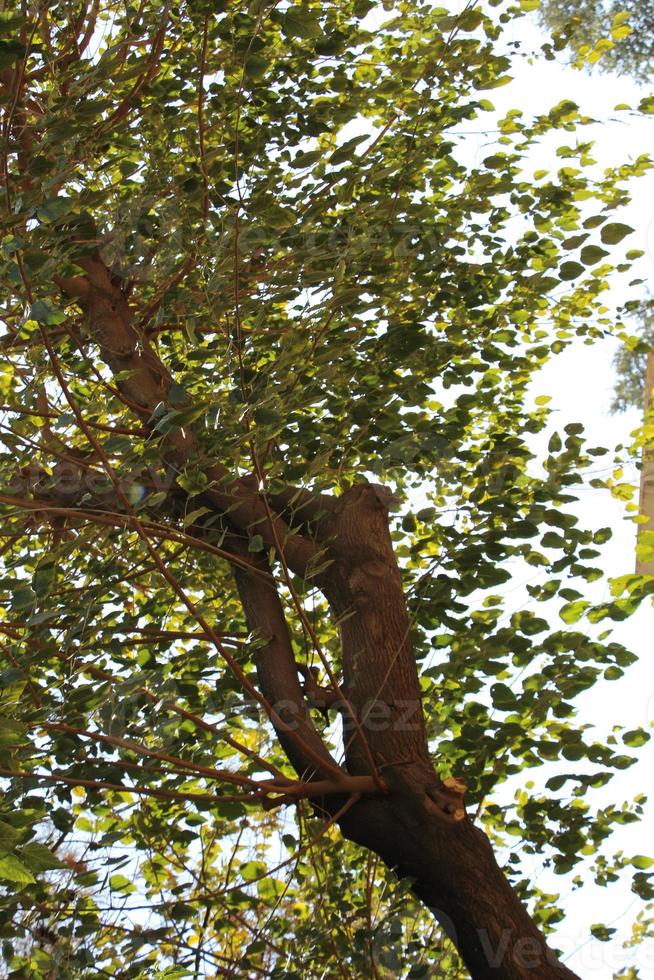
<box><xmin>290</xmin><ymin>482</ymin><xmax>579</xmax><ymax>980</ymax></box>
<box><xmin>637</xmin><ymin>348</ymin><xmax>654</xmax><ymax>575</ymax></box>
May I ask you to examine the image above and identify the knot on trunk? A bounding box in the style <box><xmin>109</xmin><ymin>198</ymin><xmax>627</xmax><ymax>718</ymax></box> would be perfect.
<box><xmin>425</xmin><ymin>776</ymin><xmax>467</xmax><ymax>822</ymax></box>
<box><xmin>346</xmin><ymin>560</ymin><xmax>390</xmax><ymax>607</ymax></box>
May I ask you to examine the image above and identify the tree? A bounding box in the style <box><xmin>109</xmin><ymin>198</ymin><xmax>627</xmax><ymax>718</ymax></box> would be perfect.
<box><xmin>0</xmin><ymin>1</ymin><xmax>652</xmax><ymax>977</ymax></box>
<box><xmin>611</xmin><ymin>300</ymin><xmax>654</xmax><ymax>575</ymax></box>
<box><xmin>538</xmin><ymin>0</ymin><xmax>654</xmax><ymax>81</ymax></box>
<box><xmin>611</xmin><ymin>301</ymin><xmax>654</xmax><ymax>414</ymax></box>
<box><xmin>536</xmin><ymin>0</ymin><xmax>654</xmax><ymax>578</ymax></box>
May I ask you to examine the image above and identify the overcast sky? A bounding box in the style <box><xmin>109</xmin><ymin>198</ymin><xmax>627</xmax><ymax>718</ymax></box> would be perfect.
<box><xmin>468</xmin><ymin>12</ymin><xmax>654</xmax><ymax>977</ymax></box>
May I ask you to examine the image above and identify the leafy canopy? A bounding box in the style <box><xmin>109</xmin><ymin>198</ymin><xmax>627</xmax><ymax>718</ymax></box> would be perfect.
<box><xmin>538</xmin><ymin>0</ymin><xmax>654</xmax><ymax>81</ymax></box>
<box><xmin>0</xmin><ymin>0</ymin><xmax>653</xmax><ymax>976</ymax></box>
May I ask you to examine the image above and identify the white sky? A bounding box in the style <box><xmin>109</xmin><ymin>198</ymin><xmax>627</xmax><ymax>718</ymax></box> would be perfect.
<box><xmin>460</xmin><ymin>12</ymin><xmax>654</xmax><ymax>978</ymax></box>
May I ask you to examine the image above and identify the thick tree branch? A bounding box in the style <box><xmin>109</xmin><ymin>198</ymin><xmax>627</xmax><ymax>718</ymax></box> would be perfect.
<box><xmin>231</xmin><ymin>543</ymin><xmax>341</xmax><ymax>781</ymax></box>
<box><xmin>55</xmin><ymin>254</ymin><xmax>320</xmax><ymax>576</ymax></box>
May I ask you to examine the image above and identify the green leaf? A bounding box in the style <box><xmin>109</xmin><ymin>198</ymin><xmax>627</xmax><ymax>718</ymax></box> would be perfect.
<box><xmin>490</xmin><ymin>683</ymin><xmax>516</xmax><ymax>709</ymax></box>
<box><xmin>600</xmin><ymin>223</ymin><xmax>634</xmax><ymax>245</ymax></box>
<box><xmin>631</xmin><ymin>855</ymin><xmax>654</xmax><ymax>870</ymax></box>
<box><xmin>0</xmin><ymin>13</ymin><xmax>27</xmax><ymax>33</ymax></box>
<box><xmin>329</xmin><ymin>135</ymin><xmax>368</xmax><ymax>166</ymax></box>
<box><xmin>0</xmin><ymin>853</ymin><xmax>35</xmax><ymax>885</ymax></box>
<box><xmin>438</xmin><ymin>9</ymin><xmax>483</xmax><ymax>32</ymax></box>
<box><xmin>32</xmin><ymin>559</ymin><xmax>56</xmax><ymax>597</ymax></box>
<box><xmin>36</xmin><ymin>197</ymin><xmax>72</xmax><ymax>223</ymax></box>
<box><xmin>244</xmin><ymin>54</ymin><xmax>270</xmax><ymax>79</ymax></box>
<box><xmin>0</xmin><ymin>40</ymin><xmax>25</xmax><ymax>69</ymax></box>
<box><xmin>559</xmin><ymin>600</ymin><xmax>590</xmax><ymax>624</ymax></box>
<box><xmin>580</xmin><ymin>245</ymin><xmax>609</xmax><ymax>266</ymax></box>
<box><xmin>623</xmin><ymin>729</ymin><xmax>650</xmax><ymax>748</ymax></box>
<box><xmin>0</xmin><ymin>669</ymin><xmax>27</xmax><ymax>707</ymax></box>
<box><xmin>109</xmin><ymin>873</ymin><xmax>136</xmax><ymax>894</ymax></box>
<box><xmin>177</xmin><ymin>470</ymin><xmax>209</xmax><ymax>495</ymax></box>
<box><xmin>19</xmin><ymin>843</ymin><xmax>66</xmax><ymax>873</ymax></box>
<box><xmin>29</xmin><ymin>300</ymin><xmax>66</xmax><ymax>325</ymax></box>
<box><xmin>10</xmin><ymin>586</ymin><xmax>36</xmax><ymax>611</ymax></box>
<box><xmin>456</xmin><ymin>9</ymin><xmax>484</xmax><ymax>31</ymax></box>
<box><xmin>253</xmin><ymin>407</ymin><xmax>282</xmax><ymax>426</ymax></box>
<box><xmin>0</xmin><ymin>717</ymin><xmax>28</xmax><ymax>747</ymax></box>
<box><xmin>282</xmin><ymin>7</ymin><xmax>323</xmax><ymax>39</ymax></box>
<box><xmin>559</xmin><ymin>262</ymin><xmax>584</xmax><ymax>281</ymax></box>
<box><xmin>258</xmin><ymin>876</ymin><xmax>286</xmax><ymax>902</ymax></box>
<box><xmin>0</xmin><ymin>820</ymin><xmax>21</xmax><ymax>856</ymax></box>
<box><xmin>240</xmin><ymin>860</ymin><xmax>267</xmax><ymax>881</ymax></box>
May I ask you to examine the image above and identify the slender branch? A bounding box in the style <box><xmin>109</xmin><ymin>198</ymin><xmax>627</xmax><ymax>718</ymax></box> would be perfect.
<box><xmin>46</xmin><ymin>647</ymin><xmax>290</xmax><ymax>783</ymax></box>
<box><xmin>31</xmin><ymin>322</ymin><xmax>341</xmax><ymax>779</ymax></box>
<box><xmin>0</xmin><ymin>403</ymin><xmax>145</xmax><ymax>436</ymax></box>
<box><xmin>99</xmin><ymin>12</ymin><xmax>171</xmax><ymax>134</ymax></box>
<box><xmin>197</xmin><ymin>17</ymin><xmax>210</xmax><ymax>226</ymax></box>
<box><xmin>0</xmin><ymin>767</ymin><xmax>234</xmax><ymax>804</ymax></box>
<box><xmin>0</xmin><ymin>495</ymin><xmax>276</xmax><ymax>584</ymax></box>
<box><xmin>35</xmin><ymin>721</ymin><xmax>274</xmax><ymax>792</ymax></box>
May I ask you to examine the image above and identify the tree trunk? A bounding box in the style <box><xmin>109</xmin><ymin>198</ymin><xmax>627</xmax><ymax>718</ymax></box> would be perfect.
<box><xmin>338</xmin><ymin>791</ymin><xmax>579</xmax><ymax>979</ymax></box>
<box><xmin>309</xmin><ymin>484</ymin><xmax>580</xmax><ymax>979</ymax></box>
<box><xmin>637</xmin><ymin>348</ymin><xmax>654</xmax><ymax>575</ymax></box>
